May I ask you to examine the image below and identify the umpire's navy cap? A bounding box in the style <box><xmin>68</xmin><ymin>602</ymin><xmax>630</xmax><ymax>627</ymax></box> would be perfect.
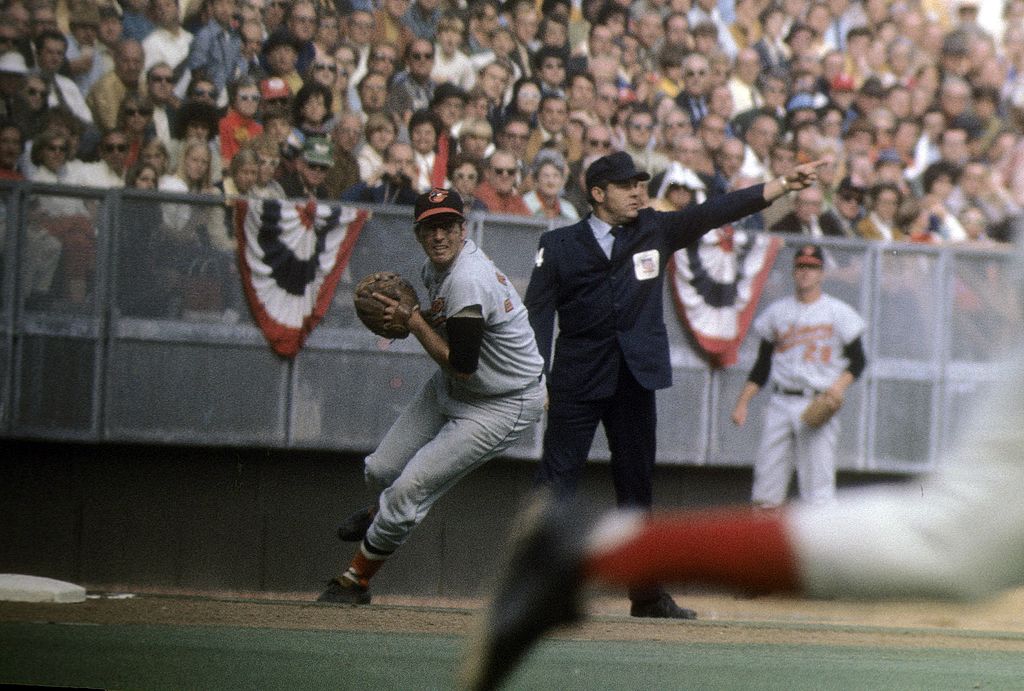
<box><xmin>415</xmin><ymin>188</ymin><xmax>465</xmax><ymax>224</ymax></box>
<box><xmin>585</xmin><ymin>151</ymin><xmax>651</xmax><ymax>190</ymax></box>
<box><xmin>794</xmin><ymin>244</ymin><xmax>825</xmax><ymax>268</ymax></box>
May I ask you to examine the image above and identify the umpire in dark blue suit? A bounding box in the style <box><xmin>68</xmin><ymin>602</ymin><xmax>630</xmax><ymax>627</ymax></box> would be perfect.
<box><xmin>525</xmin><ymin>151</ymin><xmax>825</xmax><ymax>618</ymax></box>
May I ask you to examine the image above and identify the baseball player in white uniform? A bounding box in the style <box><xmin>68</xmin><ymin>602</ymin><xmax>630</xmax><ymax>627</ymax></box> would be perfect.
<box><xmin>319</xmin><ymin>188</ymin><xmax>546</xmax><ymax>604</ymax></box>
<box><xmin>461</xmin><ymin>327</ymin><xmax>1024</xmax><ymax>689</ymax></box>
<box><xmin>731</xmin><ymin>244</ymin><xmax>867</xmax><ymax>507</ymax></box>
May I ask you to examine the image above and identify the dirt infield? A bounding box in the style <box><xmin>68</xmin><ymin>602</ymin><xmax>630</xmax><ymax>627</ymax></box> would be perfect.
<box><xmin>4</xmin><ymin>586</ymin><xmax>1024</xmax><ymax>653</ymax></box>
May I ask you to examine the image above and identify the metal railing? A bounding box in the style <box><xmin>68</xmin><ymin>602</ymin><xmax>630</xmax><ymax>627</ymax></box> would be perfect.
<box><xmin>1</xmin><ymin>181</ymin><xmax>1020</xmax><ymax>474</ymax></box>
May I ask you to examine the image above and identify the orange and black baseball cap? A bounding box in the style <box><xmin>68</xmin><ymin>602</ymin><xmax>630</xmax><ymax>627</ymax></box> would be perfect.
<box><xmin>794</xmin><ymin>244</ymin><xmax>824</xmax><ymax>268</ymax></box>
<box><xmin>414</xmin><ymin>188</ymin><xmax>465</xmax><ymax>225</ymax></box>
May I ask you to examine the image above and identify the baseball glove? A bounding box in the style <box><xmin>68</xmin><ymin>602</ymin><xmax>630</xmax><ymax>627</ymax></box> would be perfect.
<box><xmin>801</xmin><ymin>392</ymin><xmax>842</xmax><ymax>428</ymax></box>
<box><xmin>353</xmin><ymin>271</ymin><xmax>419</xmax><ymax>339</ymax></box>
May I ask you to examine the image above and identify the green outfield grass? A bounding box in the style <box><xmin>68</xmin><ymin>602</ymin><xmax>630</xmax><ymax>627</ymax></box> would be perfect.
<box><xmin>2</xmin><ymin>622</ymin><xmax>1024</xmax><ymax>690</ymax></box>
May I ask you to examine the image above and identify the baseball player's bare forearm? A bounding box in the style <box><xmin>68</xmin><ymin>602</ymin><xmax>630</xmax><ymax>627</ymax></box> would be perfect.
<box><xmin>731</xmin><ymin>381</ymin><xmax>761</xmax><ymax>427</ymax></box>
<box><xmin>826</xmin><ymin>371</ymin><xmax>854</xmax><ymax>400</ymax></box>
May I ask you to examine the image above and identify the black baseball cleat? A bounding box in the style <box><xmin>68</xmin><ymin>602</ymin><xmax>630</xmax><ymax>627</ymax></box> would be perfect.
<box><xmin>337</xmin><ymin>505</ymin><xmax>377</xmax><ymax>542</ymax></box>
<box><xmin>629</xmin><ymin>592</ymin><xmax>697</xmax><ymax>619</ymax></box>
<box><xmin>317</xmin><ymin>577</ymin><xmax>371</xmax><ymax>604</ymax></box>
<box><xmin>458</xmin><ymin>491</ymin><xmax>589</xmax><ymax>691</ymax></box>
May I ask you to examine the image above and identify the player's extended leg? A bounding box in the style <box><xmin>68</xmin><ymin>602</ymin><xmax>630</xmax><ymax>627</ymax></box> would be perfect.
<box><xmin>458</xmin><ymin>493</ymin><xmax>798</xmax><ymax>691</ymax></box>
<box><xmin>534</xmin><ymin>393</ymin><xmax>604</xmax><ymax>496</ymax></box>
<box><xmin>750</xmin><ymin>394</ymin><xmax>799</xmax><ymax>508</ymax></box>
<box><xmin>336</xmin><ymin>375</ymin><xmax>448</xmax><ymax>543</ymax></box>
<box><xmin>322</xmin><ymin>379</ymin><xmax>545</xmax><ymax>604</ymax></box>
<box><xmin>368</xmin><ymin>384</ymin><xmax>545</xmax><ymax>553</ymax></box>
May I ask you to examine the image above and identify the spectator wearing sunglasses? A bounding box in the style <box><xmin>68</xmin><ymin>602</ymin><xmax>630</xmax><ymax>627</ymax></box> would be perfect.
<box><xmin>218</xmin><ymin>76</ymin><xmax>263</xmax><ymax>167</ymax></box>
<box><xmin>306</xmin><ymin>55</ymin><xmax>339</xmax><ymax>91</ymax></box>
<box><xmin>621</xmin><ymin>107</ymin><xmax>669</xmax><ymax>178</ymax></box>
<box><xmin>30</xmin><ymin>127</ymin><xmax>73</xmax><ymax>187</ymax></box>
<box><xmin>319</xmin><ymin>55</ymin><xmax>353</xmax><ymax>117</ymax></box>
<box><xmin>446</xmin><ymin>152</ymin><xmax>487</xmax><ymax>213</ymax></box>
<box><xmin>21</xmin><ymin>107</ymin><xmax>84</xmax><ymax>180</ymax></box>
<box><xmin>116</xmin><ymin>92</ymin><xmax>156</xmax><ymax>168</ymax></box>
<box><xmin>86</xmin><ymin>129</ymin><xmax>132</xmax><ymax>187</ymax></box>
<box><xmin>145</xmin><ymin>62</ymin><xmax>180</xmax><ymax>148</ymax></box>
<box><xmin>474</xmin><ymin>148</ymin><xmax>530</xmax><ymax>215</ymax></box>
<box><xmin>142</xmin><ymin>0</ymin><xmax>193</xmax><ymax>74</ymax></box>
<box><xmin>386</xmin><ymin>38</ymin><xmax>437</xmax><ymax>124</ymax></box>
<box><xmin>29</xmin><ymin>127</ymin><xmax>93</xmax><ymax>304</ymax></box>
<box><xmin>673</xmin><ymin>51</ymin><xmax>712</xmax><ymax>128</ymax></box>
<box><xmin>185</xmin><ymin>71</ymin><xmax>219</xmax><ymax>106</ymax></box>
<box><xmin>14</xmin><ymin>73</ymin><xmax>49</xmax><ymax>140</ymax></box>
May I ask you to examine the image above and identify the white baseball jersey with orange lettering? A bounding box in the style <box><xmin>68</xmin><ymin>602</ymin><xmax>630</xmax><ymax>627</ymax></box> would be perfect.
<box><xmin>749</xmin><ymin>292</ymin><xmax>865</xmax><ymax>507</ymax></box>
<box><xmin>754</xmin><ymin>294</ymin><xmax>865</xmax><ymax>392</ymax></box>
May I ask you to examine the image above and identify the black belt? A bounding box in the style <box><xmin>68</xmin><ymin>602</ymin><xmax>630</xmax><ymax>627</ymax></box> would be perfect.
<box><xmin>772</xmin><ymin>384</ymin><xmax>820</xmax><ymax>397</ymax></box>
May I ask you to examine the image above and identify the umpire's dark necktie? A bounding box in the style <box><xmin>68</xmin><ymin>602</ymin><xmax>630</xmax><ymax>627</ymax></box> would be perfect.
<box><xmin>610</xmin><ymin>225</ymin><xmax>623</xmax><ymax>259</ymax></box>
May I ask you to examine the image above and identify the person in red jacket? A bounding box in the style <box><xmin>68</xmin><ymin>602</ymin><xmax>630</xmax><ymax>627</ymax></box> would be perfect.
<box><xmin>473</xmin><ymin>149</ymin><xmax>530</xmax><ymax>215</ymax></box>
<box><xmin>218</xmin><ymin>77</ymin><xmax>264</xmax><ymax>168</ymax></box>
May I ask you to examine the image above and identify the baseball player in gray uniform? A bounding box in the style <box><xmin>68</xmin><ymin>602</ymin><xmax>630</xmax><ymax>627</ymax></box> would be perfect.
<box><xmin>319</xmin><ymin>188</ymin><xmax>546</xmax><ymax>604</ymax></box>
<box><xmin>731</xmin><ymin>244</ymin><xmax>867</xmax><ymax>507</ymax></box>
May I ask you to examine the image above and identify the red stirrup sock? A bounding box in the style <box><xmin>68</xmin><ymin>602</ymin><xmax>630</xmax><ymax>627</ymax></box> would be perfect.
<box><xmin>342</xmin><ymin>543</ymin><xmax>388</xmax><ymax>587</ymax></box>
<box><xmin>584</xmin><ymin>508</ymin><xmax>801</xmax><ymax>595</ymax></box>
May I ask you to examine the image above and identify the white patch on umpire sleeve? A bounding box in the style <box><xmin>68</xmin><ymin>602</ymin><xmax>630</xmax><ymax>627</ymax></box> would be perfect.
<box><xmin>535</xmin><ymin>247</ymin><xmax>544</xmax><ymax>267</ymax></box>
<box><xmin>632</xmin><ymin>250</ymin><xmax>660</xmax><ymax>280</ymax></box>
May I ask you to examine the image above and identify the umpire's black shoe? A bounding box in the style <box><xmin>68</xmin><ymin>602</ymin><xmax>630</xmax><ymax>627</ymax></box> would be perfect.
<box><xmin>317</xmin><ymin>577</ymin><xmax>371</xmax><ymax>604</ymax></box>
<box><xmin>458</xmin><ymin>491</ymin><xmax>589</xmax><ymax>691</ymax></box>
<box><xmin>337</xmin><ymin>505</ymin><xmax>377</xmax><ymax>542</ymax></box>
<box><xmin>630</xmin><ymin>592</ymin><xmax>697</xmax><ymax>619</ymax></box>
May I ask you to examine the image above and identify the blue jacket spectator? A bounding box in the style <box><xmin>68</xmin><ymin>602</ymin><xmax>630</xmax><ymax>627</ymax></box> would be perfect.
<box><xmin>186</xmin><ymin>0</ymin><xmax>245</xmax><ymax>97</ymax></box>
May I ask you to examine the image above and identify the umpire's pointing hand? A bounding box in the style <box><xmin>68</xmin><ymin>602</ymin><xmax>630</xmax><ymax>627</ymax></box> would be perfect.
<box><xmin>764</xmin><ymin>158</ymin><xmax>830</xmax><ymax>202</ymax></box>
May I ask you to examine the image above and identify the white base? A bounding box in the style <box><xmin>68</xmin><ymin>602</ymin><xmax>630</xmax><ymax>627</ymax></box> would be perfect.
<box><xmin>0</xmin><ymin>574</ymin><xmax>87</xmax><ymax>603</ymax></box>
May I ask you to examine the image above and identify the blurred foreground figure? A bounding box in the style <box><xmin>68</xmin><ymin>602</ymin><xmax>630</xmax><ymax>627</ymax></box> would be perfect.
<box><xmin>459</xmin><ymin>337</ymin><xmax>1024</xmax><ymax>690</ymax></box>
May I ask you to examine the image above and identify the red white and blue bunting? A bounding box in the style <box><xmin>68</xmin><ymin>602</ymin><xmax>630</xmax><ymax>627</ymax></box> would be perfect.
<box><xmin>668</xmin><ymin>226</ymin><xmax>781</xmax><ymax>368</ymax></box>
<box><xmin>235</xmin><ymin>198</ymin><xmax>368</xmax><ymax>358</ymax></box>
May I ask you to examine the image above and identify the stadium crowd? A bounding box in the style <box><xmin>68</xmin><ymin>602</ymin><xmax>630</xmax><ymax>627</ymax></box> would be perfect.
<box><xmin>1</xmin><ymin>0</ymin><xmax>1022</xmax><ymax>289</ymax></box>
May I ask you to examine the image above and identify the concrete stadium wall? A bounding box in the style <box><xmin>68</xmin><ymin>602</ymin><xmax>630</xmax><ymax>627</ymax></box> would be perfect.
<box><xmin>0</xmin><ymin>440</ymin><xmax>905</xmax><ymax>599</ymax></box>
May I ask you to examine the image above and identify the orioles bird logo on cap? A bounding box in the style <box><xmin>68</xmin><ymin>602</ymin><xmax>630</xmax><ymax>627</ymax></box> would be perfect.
<box><xmin>428</xmin><ymin>188</ymin><xmax>449</xmax><ymax>203</ymax></box>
